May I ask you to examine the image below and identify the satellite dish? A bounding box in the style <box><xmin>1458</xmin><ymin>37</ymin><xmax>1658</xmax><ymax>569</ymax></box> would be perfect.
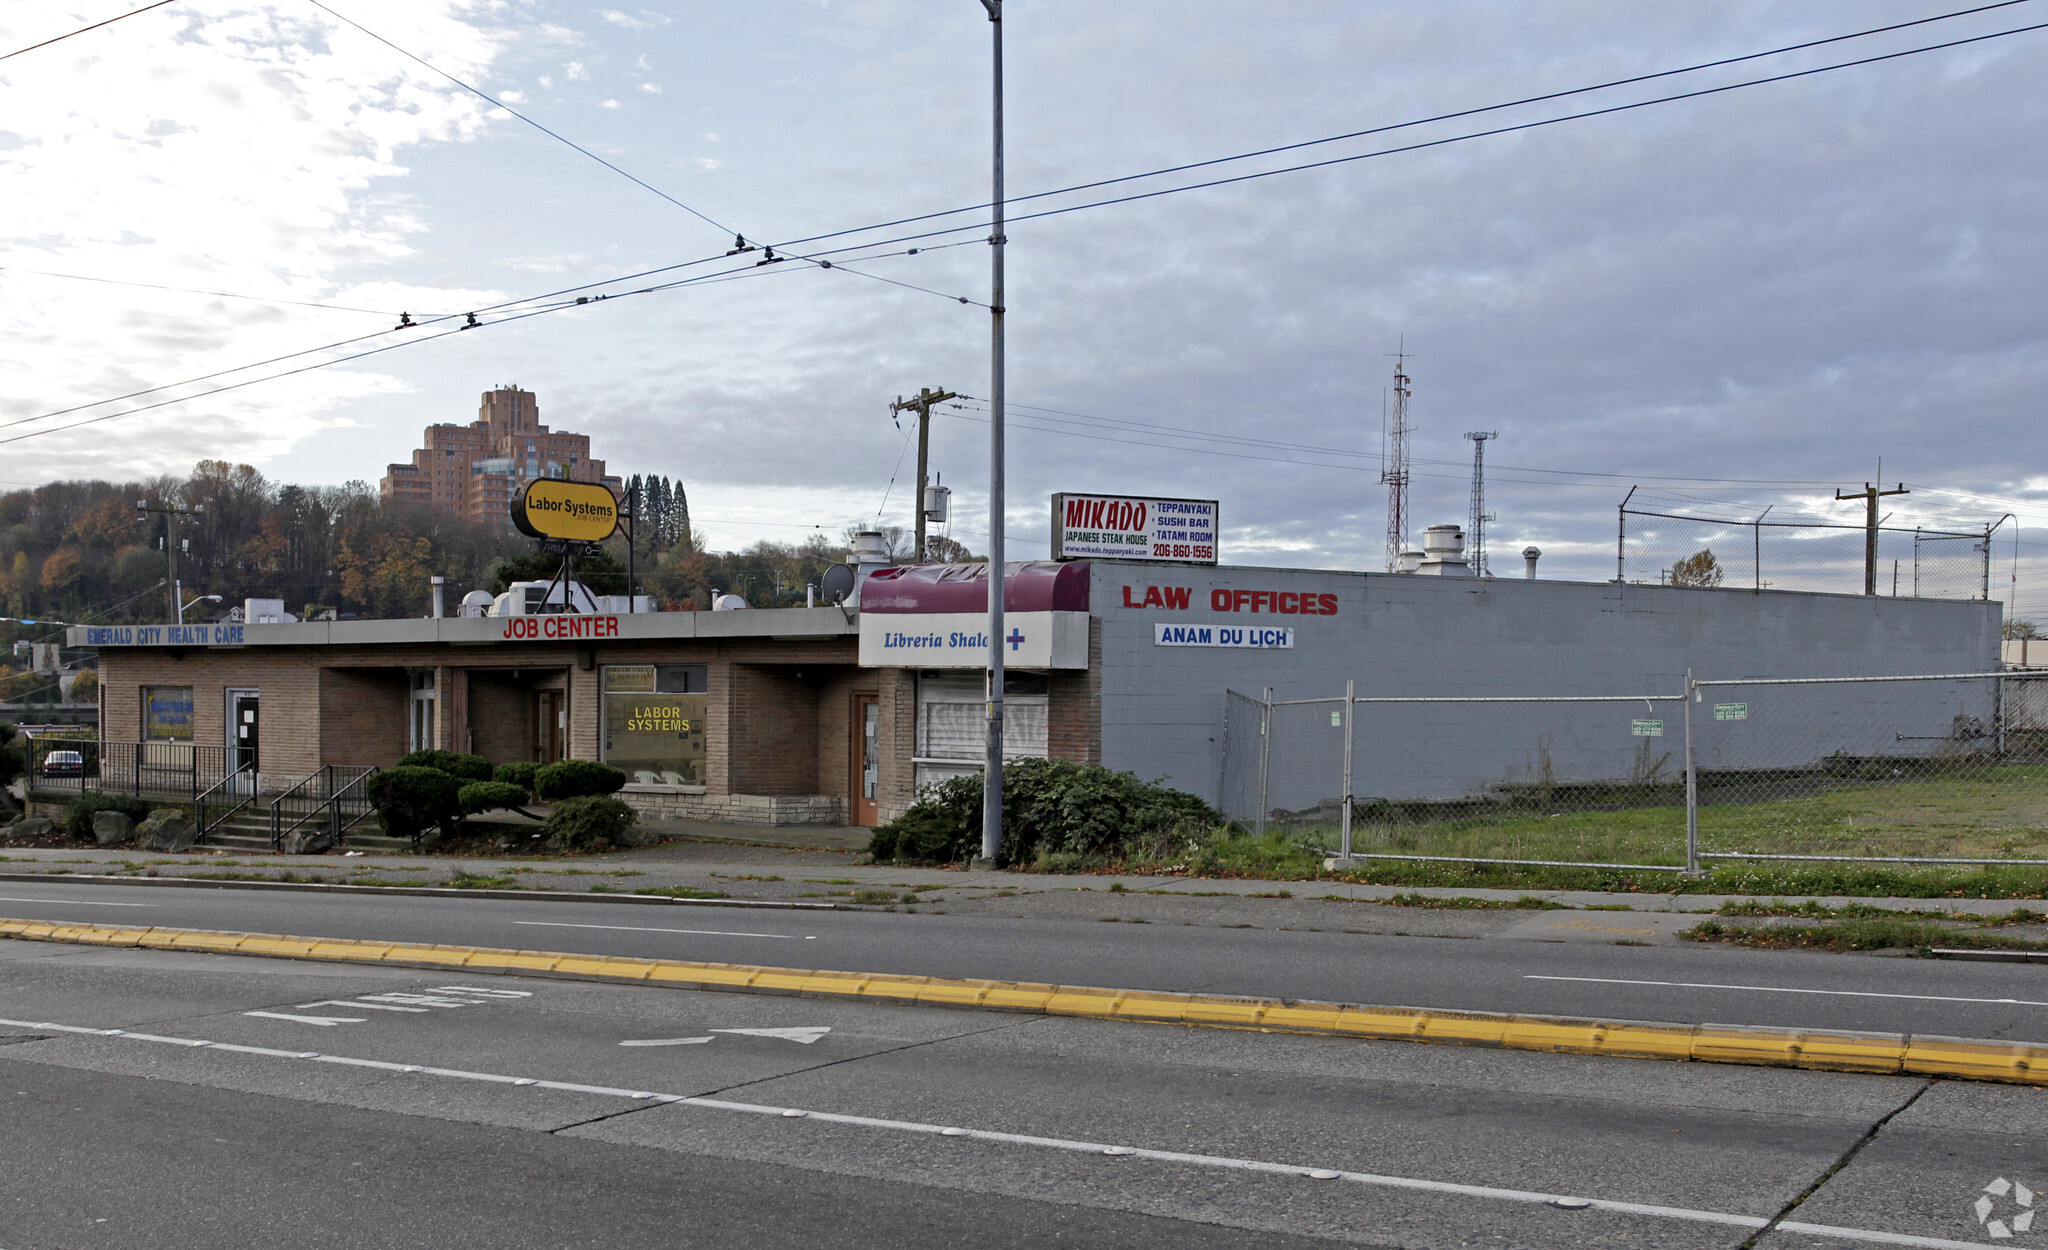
<box><xmin>819</xmin><ymin>563</ymin><xmax>857</xmax><ymax>604</ymax></box>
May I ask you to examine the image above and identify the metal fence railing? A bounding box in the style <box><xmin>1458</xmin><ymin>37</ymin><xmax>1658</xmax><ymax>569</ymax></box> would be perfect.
<box><xmin>1220</xmin><ymin>671</ymin><xmax>2048</xmax><ymax>872</ymax></box>
<box><xmin>25</xmin><ymin>738</ymin><xmax>233</xmax><ymax>803</ymax></box>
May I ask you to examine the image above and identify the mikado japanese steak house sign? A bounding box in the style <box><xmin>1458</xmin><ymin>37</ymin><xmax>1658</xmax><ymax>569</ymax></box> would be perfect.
<box><xmin>1052</xmin><ymin>493</ymin><xmax>1217</xmax><ymax>564</ymax></box>
<box><xmin>511</xmin><ymin>479</ymin><xmax>620</xmax><ymax>543</ymax></box>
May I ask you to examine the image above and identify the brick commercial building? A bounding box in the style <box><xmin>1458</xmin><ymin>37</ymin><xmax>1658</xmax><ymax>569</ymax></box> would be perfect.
<box><xmin>71</xmin><ymin>552</ymin><xmax>1998</xmax><ymax>829</ymax></box>
<box><xmin>380</xmin><ymin>386</ymin><xmax>621</xmax><ymax>522</ymax></box>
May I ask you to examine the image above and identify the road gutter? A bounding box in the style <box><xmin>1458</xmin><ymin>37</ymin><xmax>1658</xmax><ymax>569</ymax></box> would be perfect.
<box><xmin>0</xmin><ymin>872</ymin><xmax>839</xmax><ymax>910</ymax></box>
<box><xmin>2</xmin><ymin>914</ymin><xmax>2042</xmax><ymax>1086</ymax></box>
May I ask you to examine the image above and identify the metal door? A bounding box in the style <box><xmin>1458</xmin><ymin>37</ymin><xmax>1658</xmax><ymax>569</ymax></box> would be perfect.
<box><xmin>852</xmin><ymin>694</ymin><xmax>880</xmax><ymax>826</ymax></box>
<box><xmin>227</xmin><ymin>689</ymin><xmax>259</xmax><ymax>791</ymax></box>
<box><xmin>534</xmin><ymin>691</ymin><xmax>564</xmax><ymax>764</ymax></box>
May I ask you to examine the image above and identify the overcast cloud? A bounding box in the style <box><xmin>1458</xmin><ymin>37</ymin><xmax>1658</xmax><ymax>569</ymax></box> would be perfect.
<box><xmin>2</xmin><ymin>1</ymin><xmax>2045</xmax><ymax>610</ymax></box>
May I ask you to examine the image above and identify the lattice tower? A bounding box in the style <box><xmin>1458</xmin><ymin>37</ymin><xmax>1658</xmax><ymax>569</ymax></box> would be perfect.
<box><xmin>1381</xmin><ymin>357</ymin><xmax>1412</xmax><ymax>572</ymax></box>
<box><xmin>1464</xmin><ymin>430</ymin><xmax>1498</xmax><ymax>577</ymax></box>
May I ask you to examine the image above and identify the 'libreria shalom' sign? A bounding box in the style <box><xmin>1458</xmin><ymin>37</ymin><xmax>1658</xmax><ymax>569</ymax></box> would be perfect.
<box><xmin>1052</xmin><ymin>493</ymin><xmax>1217</xmax><ymax>563</ymax></box>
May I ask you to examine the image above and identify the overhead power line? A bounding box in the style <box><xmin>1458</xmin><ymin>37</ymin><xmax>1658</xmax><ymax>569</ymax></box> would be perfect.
<box><xmin>770</xmin><ymin>0</ymin><xmax>2047</xmax><ymax>252</ymax></box>
<box><xmin>0</xmin><ymin>265</ymin><xmax>436</xmax><ymax>316</ymax></box>
<box><xmin>11</xmin><ymin>8</ymin><xmax>2046</xmax><ymax>446</ymax></box>
<box><xmin>0</xmin><ymin>0</ymin><xmax>177</xmax><ymax>63</ymax></box>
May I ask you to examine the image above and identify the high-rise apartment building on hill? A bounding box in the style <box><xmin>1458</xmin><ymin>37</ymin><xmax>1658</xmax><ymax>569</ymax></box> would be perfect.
<box><xmin>381</xmin><ymin>387</ymin><xmax>620</xmax><ymax>523</ymax></box>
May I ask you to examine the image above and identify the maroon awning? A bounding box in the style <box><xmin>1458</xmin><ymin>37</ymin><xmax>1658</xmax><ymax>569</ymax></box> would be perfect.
<box><xmin>860</xmin><ymin>562</ymin><xmax>1090</xmax><ymax>614</ymax></box>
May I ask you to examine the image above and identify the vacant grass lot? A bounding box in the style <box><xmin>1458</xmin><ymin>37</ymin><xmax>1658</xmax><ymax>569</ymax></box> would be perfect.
<box><xmin>1276</xmin><ymin>764</ymin><xmax>2048</xmax><ymax>867</ymax></box>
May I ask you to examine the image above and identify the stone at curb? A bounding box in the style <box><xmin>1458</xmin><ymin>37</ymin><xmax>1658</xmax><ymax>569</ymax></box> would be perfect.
<box><xmin>92</xmin><ymin>811</ymin><xmax>136</xmax><ymax>846</ymax></box>
<box><xmin>3</xmin><ymin>816</ymin><xmax>54</xmax><ymax>841</ymax></box>
<box><xmin>279</xmin><ymin>829</ymin><xmax>335</xmax><ymax>855</ymax></box>
<box><xmin>136</xmin><ymin>809</ymin><xmax>197</xmax><ymax>853</ymax></box>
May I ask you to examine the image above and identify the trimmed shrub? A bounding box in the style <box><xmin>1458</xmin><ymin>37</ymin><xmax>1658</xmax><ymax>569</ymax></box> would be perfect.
<box><xmin>541</xmin><ymin>795</ymin><xmax>637</xmax><ymax>852</ymax></box>
<box><xmin>868</xmin><ymin>759</ymin><xmax>1223</xmax><ymax>866</ymax></box>
<box><xmin>63</xmin><ymin>792</ymin><xmax>152</xmax><ymax>839</ymax></box>
<box><xmin>367</xmin><ymin>766</ymin><xmax>464</xmax><ymax>842</ymax></box>
<box><xmin>0</xmin><ymin>723</ymin><xmax>24</xmax><ymax>788</ymax></box>
<box><xmin>493</xmin><ymin>760</ymin><xmax>539</xmax><ymax>795</ymax></box>
<box><xmin>534</xmin><ymin>760</ymin><xmax>627</xmax><ymax>802</ymax></box>
<box><xmin>395</xmin><ymin>750</ymin><xmax>494</xmax><ymax>782</ymax></box>
<box><xmin>458</xmin><ymin>780</ymin><xmax>535</xmax><ymax>816</ymax></box>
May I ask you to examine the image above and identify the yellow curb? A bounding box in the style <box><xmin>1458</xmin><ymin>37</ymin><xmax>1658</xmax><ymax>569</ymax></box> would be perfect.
<box><xmin>5</xmin><ymin>916</ymin><xmax>2044</xmax><ymax>1086</ymax></box>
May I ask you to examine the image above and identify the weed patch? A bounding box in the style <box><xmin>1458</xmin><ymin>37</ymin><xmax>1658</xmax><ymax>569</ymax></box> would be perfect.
<box><xmin>1681</xmin><ymin>917</ymin><xmax>2048</xmax><ymax>953</ymax></box>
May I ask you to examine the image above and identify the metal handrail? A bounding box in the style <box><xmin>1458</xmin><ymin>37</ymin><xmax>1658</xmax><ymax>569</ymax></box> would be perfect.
<box><xmin>194</xmin><ymin>765</ymin><xmax>256</xmax><ymax>842</ymax></box>
<box><xmin>270</xmin><ymin>765</ymin><xmax>379</xmax><ymax>849</ymax></box>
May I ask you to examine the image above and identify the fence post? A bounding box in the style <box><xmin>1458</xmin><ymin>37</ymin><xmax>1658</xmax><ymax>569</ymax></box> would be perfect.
<box><xmin>1340</xmin><ymin>679</ymin><xmax>1355</xmax><ymax>863</ymax></box>
<box><xmin>1256</xmin><ymin>686</ymin><xmax>1273</xmax><ymax>838</ymax></box>
<box><xmin>1997</xmin><ymin>673</ymin><xmax>2007</xmax><ymax>757</ymax></box>
<box><xmin>1684</xmin><ymin>669</ymin><xmax>1699</xmax><ymax>874</ymax></box>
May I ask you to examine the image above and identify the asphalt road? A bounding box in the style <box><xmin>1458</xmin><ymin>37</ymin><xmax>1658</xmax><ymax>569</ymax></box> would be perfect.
<box><xmin>0</xmin><ymin>878</ymin><xmax>2045</xmax><ymax>1043</ymax></box>
<box><xmin>1</xmin><ymin>941</ymin><xmax>2040</xmax><ymax>1249</ymax></box>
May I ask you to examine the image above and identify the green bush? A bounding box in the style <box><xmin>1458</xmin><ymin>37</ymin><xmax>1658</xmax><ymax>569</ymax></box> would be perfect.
<box><xmin>395</xmin><ymin>750</ymin><xmax>494</xmax><ymax>782</ymax></box>
<box><xmin>0</xmin><ymin>723</ymin><xmax>24</xmax><ymax>788</ymax></box>
<box><xmin>534</xmin><ymin>759</ymin><xmax>627</xmax><ymax>802</ymax></box>
<box><xmin>63</xmin><ymin>792</ymin><xmax>151</xmax><ymax>838</ymax></box>
<box><xmin>868</xmin><ymin>759</ymin><xmax>1224</xmax><ymax>866</ymax></box>
<box><xmin>458</xmin><ymin>780</ymin><xmax>535</xmax><ymax>815</ymax></box>
<box><xmin>493</xmin><ymin>760</ymin><xmax>539</xmax><ymax>795</ymax></box>
<box><xmin>367</xmin><ymin>766</ymin><xmax>464</xmax><ymax>842</ymax></box>
<box><xmin>541</xmin><ymin>795</ymin><xmax>637</xmax><ymax>851</ymax></box>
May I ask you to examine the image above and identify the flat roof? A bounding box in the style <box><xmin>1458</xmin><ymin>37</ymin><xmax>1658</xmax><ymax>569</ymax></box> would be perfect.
<box><xmin>68</xmin><ymin>605</ymin><xmax>856</xmax><ymax>649</ymax></box>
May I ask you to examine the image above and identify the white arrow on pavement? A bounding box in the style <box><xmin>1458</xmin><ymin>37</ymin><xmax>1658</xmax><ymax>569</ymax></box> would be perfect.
<box><xmin>618</xmin><ymin>1037</ymin><xmax>716</xmax><ymax>1047</ymax></box>
<box><xmin>710</xmin><ymin>1027</ymin><xmax>831</xmax><ymax>1044</ymax></box>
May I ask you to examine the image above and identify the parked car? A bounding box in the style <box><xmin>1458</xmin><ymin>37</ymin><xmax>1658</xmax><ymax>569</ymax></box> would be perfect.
<box><xmin>40</xmin><ymin>750</ymin><xmax>84</xmax><ymax>778</ymax></box>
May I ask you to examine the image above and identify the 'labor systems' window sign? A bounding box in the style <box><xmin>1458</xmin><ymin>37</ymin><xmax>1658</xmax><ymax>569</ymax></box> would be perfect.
<box><xmin>1052</xmin><ymin>493</ymin><xmax>1217</xmax><ymax>564</ymax></box>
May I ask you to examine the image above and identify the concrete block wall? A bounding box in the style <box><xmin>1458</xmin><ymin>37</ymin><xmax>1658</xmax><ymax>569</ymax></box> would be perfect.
<box><xmin>316</xmin><ymin>668</ymin><xmax>408</xmax><ymax>769</ymax></box>
<box><xmin>726</xmin><ymin>665</ymin><xmax>821</xmax><ymax>794</ymax></box>
<box><xmin>1091</xmin><ymin>562</ymin><xmax>2004</xmax><ymax>807</ymax></box>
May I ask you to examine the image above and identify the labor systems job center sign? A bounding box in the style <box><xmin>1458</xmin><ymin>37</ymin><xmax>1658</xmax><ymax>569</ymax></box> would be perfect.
<box><xmin>1052</xmin><ymin>493</ymin><xmax>1218</xmax><ymax>564</ymax></box>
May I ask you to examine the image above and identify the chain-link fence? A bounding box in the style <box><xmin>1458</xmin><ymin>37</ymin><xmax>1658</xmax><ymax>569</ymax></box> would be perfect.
<box><xmin>1219</xmin><ymin>671</ymin><xmax>2048</xmax><ymax>872</ymax></box>
<box><xmin>1691</xmin><ymin>673</ymin><xmax>2048</xmax><ymax>866</ymax></box>
<box><xmin>1618</xmin><ymin>496</ymin><xmax>1998</xmax><ymax>599</ymax></box>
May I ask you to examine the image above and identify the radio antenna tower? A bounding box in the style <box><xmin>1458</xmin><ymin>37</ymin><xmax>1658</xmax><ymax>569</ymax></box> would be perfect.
<box><xmin>1381</xmin><ymin>346</ymin><xmax>1413</xmax><ymax>572</ymax></box>
<box><xmin>1464</xmin><ymin>430</ymin><xmax>1499</xmax><ymax>577</ymax></box>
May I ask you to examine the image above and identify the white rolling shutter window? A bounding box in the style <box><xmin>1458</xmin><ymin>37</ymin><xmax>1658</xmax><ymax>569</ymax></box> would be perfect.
<box><xmin>916</xmin><ymin>673</ymin><xmax>1048</xmax><ymax>792</ymax></box>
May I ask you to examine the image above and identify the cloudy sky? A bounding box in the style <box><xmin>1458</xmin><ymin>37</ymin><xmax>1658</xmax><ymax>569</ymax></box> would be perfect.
<box><xmin>3</xmin><ymin>0</ymin><xmax>2046</xmax><ymax>609</ymax></box>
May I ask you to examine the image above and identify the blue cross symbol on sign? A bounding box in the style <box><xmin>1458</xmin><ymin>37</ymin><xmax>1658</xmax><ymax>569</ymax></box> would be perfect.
<box><xmin>1007</xmin><ymin>629</ymin><xmax>1026</xmax><ymax>651</ymax></box>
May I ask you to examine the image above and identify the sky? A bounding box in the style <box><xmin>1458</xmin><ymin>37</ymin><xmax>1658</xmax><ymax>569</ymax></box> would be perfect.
<box><xmin>3</xmin><ymin>0</ymin><xmax>2046</xmax><ymax>611</ymax></box>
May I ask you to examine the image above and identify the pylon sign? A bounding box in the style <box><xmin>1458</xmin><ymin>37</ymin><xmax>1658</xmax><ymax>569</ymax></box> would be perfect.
<box><xmin>511</xmin><ymin>479</ymin><xmax>619</xmax><ymax>542</ymax></box>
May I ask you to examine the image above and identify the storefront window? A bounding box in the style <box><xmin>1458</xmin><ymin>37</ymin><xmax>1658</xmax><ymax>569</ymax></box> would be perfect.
<box><xmin>601</xmin><ymin>665</ymin><xmax>708</xmax><ymax>785</ymax></box>
<box><xmin>142</xmin><ymin>686</ymin><xmax>195</xmax><ymax>742</ymax></box>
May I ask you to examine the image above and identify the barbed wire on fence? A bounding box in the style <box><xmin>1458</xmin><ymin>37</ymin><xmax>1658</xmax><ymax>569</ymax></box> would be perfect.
<box><xmin>1616</xmin><ymin>490</ymin><xmax>1998</xmax><ymax>600</ymax></box>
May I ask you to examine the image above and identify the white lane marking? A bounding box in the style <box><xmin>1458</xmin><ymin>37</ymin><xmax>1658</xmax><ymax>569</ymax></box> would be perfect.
<box><xmin>241</xmin><ymin>1012</ymin><xmax>365</xmax><ymax>1026</ymax></box>
<box><xmin>430</xmin><ymin>987</ymin><xmax>533</xmax><ymax>998</ymax></box>
<box><xmin>0</xmin><ymin>1013</ymin><xmax>1999</xmax><ymax>1250</ymax></box>
<box><xmin>511</xmin><ymin>920</ymin><xmax>811</xmax><ymax>940</ymax></box>
<box><xmin>295</xmin><ymin>999</ymin><xmax>427</xmax><ymax>1013</ymax></box>
<box><xmin>0</xmin><ymin>896</ymin><xmax>152</xmax><ymax>907</ymax></box>
<box><xmin>711</xmin><ymin>1026</ymin><xmax>830</xmax><ymax>1044</ymax></box>
<box><xmin>619</xmin><ymin>1037</ymin><xmax>715</xmax><ymax>1047</ymax></box>
<box><xmin>356</xmin><ymin>993</ymin><xmax>490</xmax><ymax>1007</ymax></box>
<box><xmin>1525</xmin><ymin>975</ymin><xmax>2048</xmax><ymax>1008</ymax></box>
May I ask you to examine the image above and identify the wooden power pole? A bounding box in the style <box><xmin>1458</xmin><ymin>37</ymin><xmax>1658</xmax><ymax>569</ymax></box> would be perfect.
<box><xmin>1835</xmin><ymin>481</ymin><xmax>1908</xmax><ymax>595</ymax></box>
<box><xmin>891</xmin><ymin>387</ymin><xmax>958</xmax><ymax>562</ymax></box>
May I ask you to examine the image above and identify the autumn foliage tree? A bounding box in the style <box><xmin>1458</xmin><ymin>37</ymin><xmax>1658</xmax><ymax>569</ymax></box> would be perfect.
<box><xmin>1668</xmin><ymin>549</ymin><xmax>1725</xmax><ymax>588</ymax></box>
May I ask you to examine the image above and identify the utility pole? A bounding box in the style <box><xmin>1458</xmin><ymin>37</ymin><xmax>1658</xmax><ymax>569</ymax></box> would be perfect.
<box><xmin>137</xmin><ymin>499</ymin><xmax>203</xmax><ymax>622</ymax></box>
<box><xmin>1380</xmin><ymin>348</ymin><xmax>1412</xmax><ymax>572</ymax></box>
<box><xmin>1835</xmin><ymin>481</ymin><xmax>1908</xmax><ymax>595</ymax></box>
<box><xmin>891</xmin><ymin>387</ymin><xmax>959</xmax><ymax>562</ymax></box>
<box><xmin>978</xmin><ymin>0</ymin><xmax>1007</xmax><ymax>867</ymax></box>
<box><xmin>1464</xmin><ymin>430</ymin><xmax>1498</xmax><ymax>577</ymax></box>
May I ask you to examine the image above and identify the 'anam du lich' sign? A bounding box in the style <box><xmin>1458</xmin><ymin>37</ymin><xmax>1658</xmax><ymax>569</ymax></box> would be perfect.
<box><xmin>1052</xmin><ymin>493</ymin><xmax>1217</xmax><ymax>564</ymax></box>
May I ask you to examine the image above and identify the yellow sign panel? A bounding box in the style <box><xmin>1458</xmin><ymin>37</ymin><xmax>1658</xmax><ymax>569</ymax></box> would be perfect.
<box><xmin>511</xmin><ymin>479</ymin><xmax>619</xmax><ymax>542</ymax></box>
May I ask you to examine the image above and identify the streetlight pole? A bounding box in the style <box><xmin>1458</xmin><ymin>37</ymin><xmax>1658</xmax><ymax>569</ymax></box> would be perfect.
<box><xmin>978</xmin><ymin>0</ymin><xmax>1006</xmax><ymax>866</ymax></box>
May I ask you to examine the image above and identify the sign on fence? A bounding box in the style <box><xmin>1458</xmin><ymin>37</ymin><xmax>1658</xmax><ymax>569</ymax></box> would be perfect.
<box><xmin>1631</xmin><ymin>719</ymin><xmax>1664</xmax><ymax>737</ymax></box>
<box><xmin>1714</xmin><ymin>703</ymin><xmax>1748</xmax><ymax>721</ymax></box>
